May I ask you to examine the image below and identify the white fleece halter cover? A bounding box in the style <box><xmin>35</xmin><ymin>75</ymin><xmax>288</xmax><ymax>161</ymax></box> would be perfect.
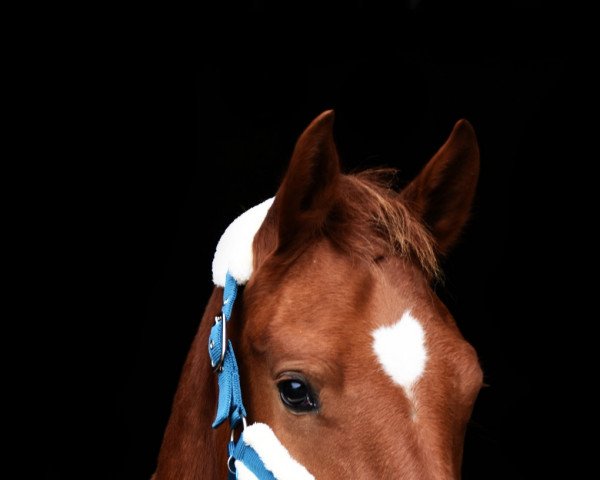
<box><xmin>235</xmin><ymin>423</ymin><xmax>315</xmax><ymax>480</ymax></box>
<box><xmin>212</xmin><ymin>197</ymin><xmax>274</xmax><ymax>287</ymax></box>
<box><xmin>211</xmin><ymin>198</ymin><xmax>314</xmax><ymax>480</ymax></box>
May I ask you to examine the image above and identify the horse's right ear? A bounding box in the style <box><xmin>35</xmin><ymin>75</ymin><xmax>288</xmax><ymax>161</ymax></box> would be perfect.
<box><xmin>401</xmin><ymin>120</ymin><xmax>480</xmax><ymax>256</ymax></box>
<box><xmin>271</xmin><ymin>110</ymin><xmax>341</xmax><ymax>250</ymax></box>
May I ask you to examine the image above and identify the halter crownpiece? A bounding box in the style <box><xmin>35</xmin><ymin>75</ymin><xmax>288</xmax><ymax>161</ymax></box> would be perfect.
<box><xmin>209</xmin><ymin>199</ymin><xmax>315</xmax><ymax>480</ymax></box>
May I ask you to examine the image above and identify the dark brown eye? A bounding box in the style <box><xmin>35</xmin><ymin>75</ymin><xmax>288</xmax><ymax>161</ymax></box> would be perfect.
<box><xmin>277</xmin><ymin>378</ymin><xmax>318</xmax><ymax>413</ymax></box>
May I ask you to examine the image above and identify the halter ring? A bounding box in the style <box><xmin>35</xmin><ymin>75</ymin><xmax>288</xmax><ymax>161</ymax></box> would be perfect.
<box><xmin>227</xmin><ymin>416</ymin><xmax>247</xmax><ymax>474</ymax></box>
<box><xmin>229</xmin><ymin>416</ymin><xmax>247</xmax><ymax>443</ymax></box>
<box><xmin>227</xmin><ymin>455</ymin><xmax>236</xmax><ymax>475</ymax></box>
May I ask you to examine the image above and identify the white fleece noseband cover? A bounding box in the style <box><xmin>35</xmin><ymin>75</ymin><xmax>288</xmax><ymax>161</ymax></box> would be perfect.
<box><xmin>235</xmin><ymin>423</ymin><xmax>315</xmax><ymax>480</ymax></box>
<box><xmin>212</xmin><ymin>199</ymin><xmax>314</xmax><ymax>479</ymax></box>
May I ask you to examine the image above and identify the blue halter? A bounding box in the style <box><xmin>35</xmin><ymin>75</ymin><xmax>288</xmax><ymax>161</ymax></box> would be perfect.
<box><xmin>208</xmin><ymin>272</ymin><xmax>276</xmax><ymax>480</ymax></box>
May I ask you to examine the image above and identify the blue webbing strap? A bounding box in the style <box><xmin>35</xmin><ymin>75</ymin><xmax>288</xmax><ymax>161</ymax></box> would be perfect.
<box><xmin>231</xmin><ymin>433</ymin><xmax>277</xmax><ymax>480</ymax></box>
<box><xmin>209</xmin><ymin>272</ymin><xmax>247</xmax><ymax>429</ymax></box>
<box><xmin>210</xmin><ymin>272</ymin><xmax>279</xmax><ymax>479</ymax></box>
<box><xmin>212</xmin><ymin>341</ymin><xmax>246</xmax><ymax>428</ymax></box>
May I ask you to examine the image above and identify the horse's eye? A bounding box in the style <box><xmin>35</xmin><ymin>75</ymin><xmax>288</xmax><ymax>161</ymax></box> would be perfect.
<box><xmin>277</xmin><ymin>377</ymin><xmax>318</xmax><ymax>413</ymax></box>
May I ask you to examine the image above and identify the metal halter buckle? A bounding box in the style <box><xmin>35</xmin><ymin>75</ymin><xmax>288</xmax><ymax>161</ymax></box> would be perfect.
<box><xmin>211</xmin><ymin>312</ymin><xmax>228</xmax><ymax>372</ymax></box>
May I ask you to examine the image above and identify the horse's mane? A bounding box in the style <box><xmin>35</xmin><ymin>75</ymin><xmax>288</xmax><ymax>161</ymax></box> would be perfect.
<box><xmin>326</xmin><ymin>169</ymin><xmax>440</xmax><ymax>279</ymax></box>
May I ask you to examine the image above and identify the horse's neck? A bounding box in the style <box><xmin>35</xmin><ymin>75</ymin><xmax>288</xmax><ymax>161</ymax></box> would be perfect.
<box><xmin>154</xmin><ymin>288</ymin><xmax>228</xmax><ymax>479</ymax></box>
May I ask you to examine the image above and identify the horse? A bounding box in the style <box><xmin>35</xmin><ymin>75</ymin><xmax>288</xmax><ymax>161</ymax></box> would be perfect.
<box><xmin>154</xmin><ymin>110</ymin><xmax>483</xmax><ymax>479</ymax></box>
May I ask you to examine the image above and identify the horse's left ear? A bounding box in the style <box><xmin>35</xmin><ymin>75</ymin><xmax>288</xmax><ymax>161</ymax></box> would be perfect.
<box><xmin>401</xmin><ymin>120</ymin><xmax>480</xmax><ymax>255</ymax></box>
<box><xmin>271</xmin><ymin>110</ymin><xmax>341</xmax><ymax>250</ymax></box>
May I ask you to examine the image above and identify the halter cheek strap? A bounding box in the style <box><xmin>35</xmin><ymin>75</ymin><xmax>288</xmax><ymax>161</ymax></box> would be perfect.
<box><xmin>209</xmin><ymin>198</ymin><xmax>314</xmax><ymax>480</ymax></box>
<box><xmin>209</xmin><ymin>273</ymin><xmax>246</xmax><ymax>429</ymax></box>
<box><xmin>208</xmin><ymin>272</ymin><xmax>275</xmax><ymax>480</ymax></box>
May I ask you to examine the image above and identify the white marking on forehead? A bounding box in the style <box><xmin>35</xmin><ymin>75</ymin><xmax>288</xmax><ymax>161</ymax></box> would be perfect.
<box><xmin>212</xmin><ymin>197</ymin><xmax>274</xmax><ymax>287</ymax></box>
<box><xmin>372</xmin><ymin>310</ymin><xmax>428</xmax><ymax>396</ymax></box>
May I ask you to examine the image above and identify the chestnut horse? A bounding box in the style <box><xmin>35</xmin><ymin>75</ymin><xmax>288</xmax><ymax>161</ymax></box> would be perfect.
<box><xmin>155</xmin><ymin>111</ymin><xmax>482</xmax><ymax>479</ymax></box>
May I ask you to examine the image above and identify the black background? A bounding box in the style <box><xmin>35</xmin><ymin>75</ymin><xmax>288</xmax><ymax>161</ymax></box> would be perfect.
<box><xmin>37</xmin><ymin>3</ymin><xmax>589</xmax><ymax>479</ymax></box>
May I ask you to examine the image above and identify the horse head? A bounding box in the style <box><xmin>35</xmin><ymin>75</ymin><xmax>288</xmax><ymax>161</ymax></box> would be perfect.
<box><xmin>155</xmin><ymin>110</ymin><xmax>482</xmax><ymax>479</ymax></box>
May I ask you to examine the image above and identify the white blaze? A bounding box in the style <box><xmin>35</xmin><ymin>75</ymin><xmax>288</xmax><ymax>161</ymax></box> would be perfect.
<box><xmin>372</xmin><ymin>310</ymin><xmax>428</xmax><ymax>396</ymax></box>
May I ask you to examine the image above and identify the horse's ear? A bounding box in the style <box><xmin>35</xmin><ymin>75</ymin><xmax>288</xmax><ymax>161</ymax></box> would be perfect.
<box><xmin>401</xmin><ymin>120</ymin><xmax>480</xmax><ymax>256</ymax></box>
<box><xmin>272</xmin><ymin>110</ymin><xmax>341</xmax><ymax>249</ymax></box>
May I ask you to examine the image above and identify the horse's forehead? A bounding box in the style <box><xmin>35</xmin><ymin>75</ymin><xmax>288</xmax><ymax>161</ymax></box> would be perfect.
<box><xmin>257</xmin><ymin>245</ymin><xmax>429</xmax><ymax>334</ymax></box>
<box><xmin>220</xmin><ymin>200</ymin><xmax>437</xmax><ymax>392</ymax></box>
<box><xmin>268</xmin><ymin>256</ymin><xmax>438</xmax><ymax>396</ymax></box>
